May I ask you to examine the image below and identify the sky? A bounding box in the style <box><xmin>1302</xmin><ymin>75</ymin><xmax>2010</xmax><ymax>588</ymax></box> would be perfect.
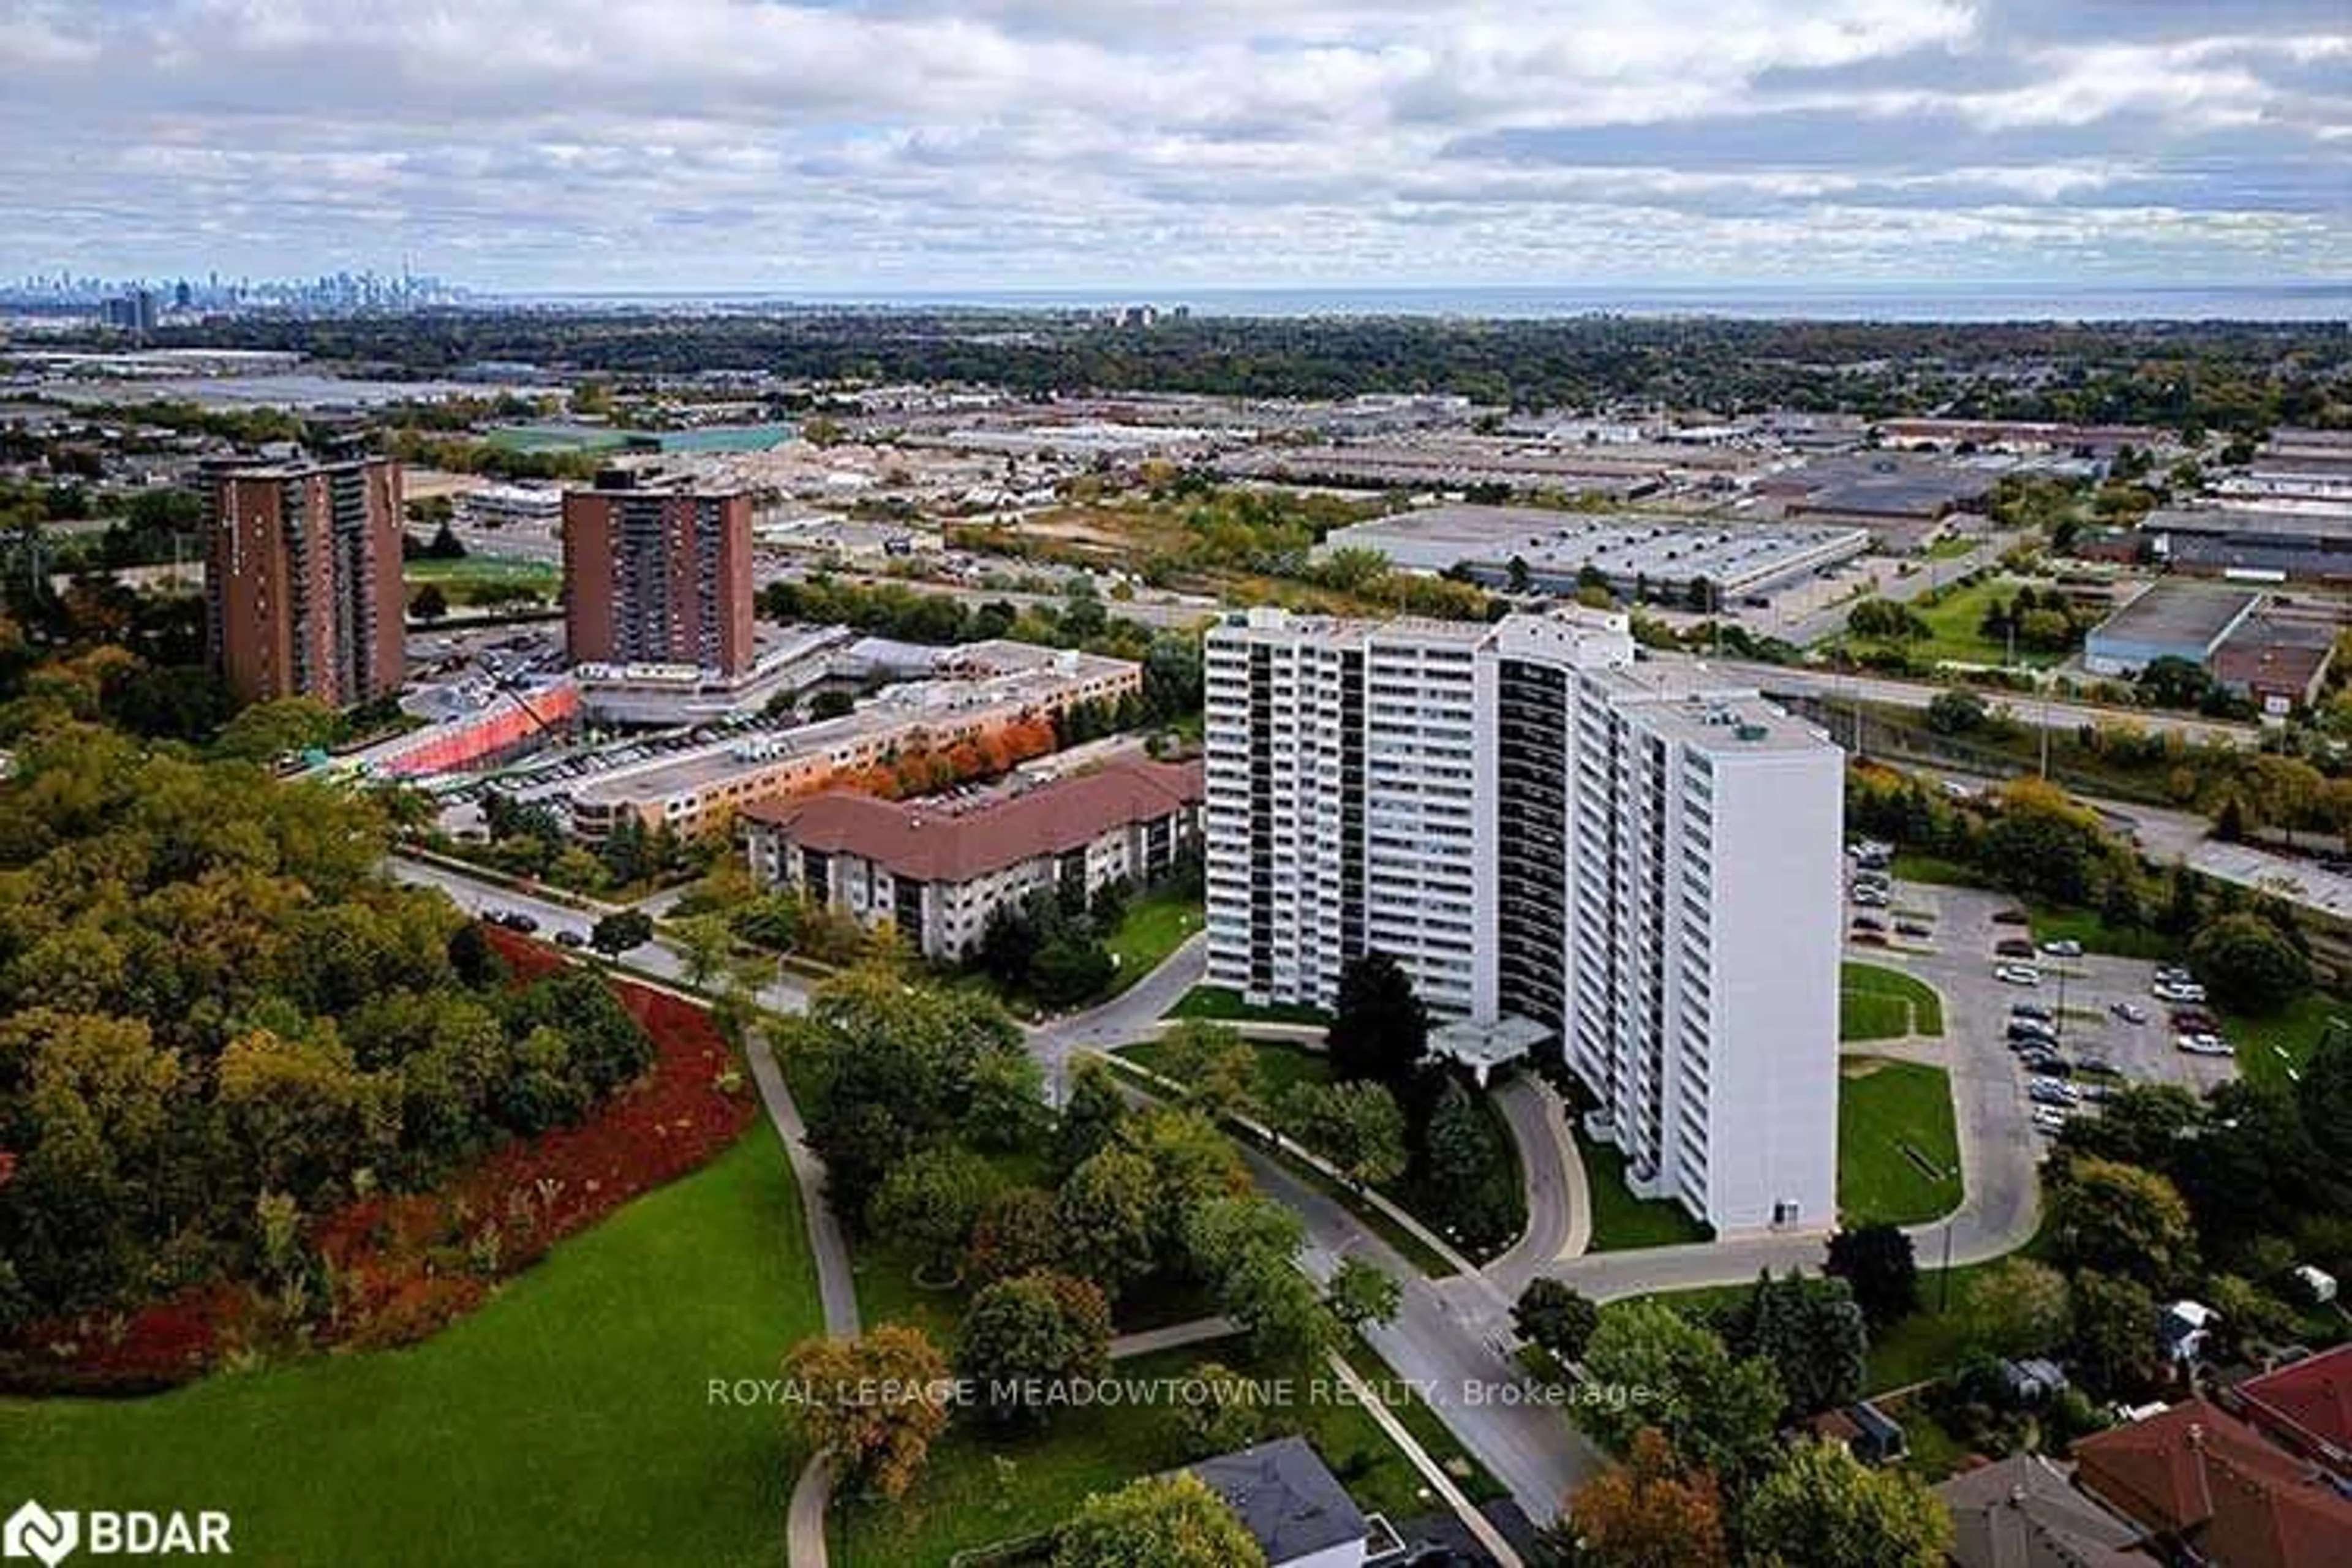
<box><xmin>1</xmin><ymin>0</ymin><xmax>2347</xmax><ymax>294</ymax></box>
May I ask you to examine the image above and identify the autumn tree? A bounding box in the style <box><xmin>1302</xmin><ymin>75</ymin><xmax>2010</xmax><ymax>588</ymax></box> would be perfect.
<box><xmin>956</xmin><ymin>1271</ymin><xmax>1113</xmax><ymax>1428</ymax></box>
<box><xmin>1578</xmin><ymin>1303</ymin><xmax>1786</xmax><ymax>1483</ymax></box>
<box><xmin>1562</xmin><ymin>1427</ymin><xmax>1730</xmax><ymax>1568</ymax></box>
<box><xmin>1280</xmin><ymin>1079</ymin><xmax>1408</xmax><ymax>1188</ymax></box>
<box><xmin>780</xmin><ymin>1325</ymin><xmax>951</xmax><ymax>1501</ymax></box>
<box><xmin>872</xmin><ymin>1144</ymin><xmax>1000</xmax><ymax>1281</ymax></box>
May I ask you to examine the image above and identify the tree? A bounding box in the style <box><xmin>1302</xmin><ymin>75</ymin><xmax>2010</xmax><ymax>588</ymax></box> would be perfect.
<box><xmin>1325</xmin><ymin>950</ymin><xmax>1428</xmax><ymax>1087</ymax></box>
<box><xmin>1824</xmin><ymin>1225</ymin><xmax>1918</xmax><ymax>1327</ymax></box>
<box><xmin>1153</xmin><ymin>1020</ymin><xmax>1258</xmax><ymax>1118</ymax></box>
<box><xmin>1174</xmin><ymin>1362</ymin><xmax>1270</xmax><ymax>1456</ymax></box>
<box><xmin>1513</xmin><ymin>1278</ymin><xmax>1601</xmax><ymax>1363</ymax></box>
<box><xmin>873</xmin><ymin>1144</ymin><xmax>1000</xmax><ymax>1280</ymax></box>
<box><xmin>2296</xmin><ymin>1021</ymin><xmax>2352</xmax><ymax>1172</ymax></box>
<box><xmin>1714</xmin><ymin>1270</ymin><xmax>1868</xmax><ymax>1418</ymax></box>
<box><xmin>669</xmin><ymin>911</ymin><xmax>736</xmax><ymax>990</ymax></box>
<box><xmin>956</xmin><ymin>1271</ymin><xmax>1112</xmax><ymax>1427</ymax></box>
<box><xmin>1280</xmin><ymin>1079</ymin><xmax>1407</xmax><ymax>1189</ymax></box>
<box><xmin>2048</xmin><ymin>1157</ymin><xmax>2198</xmax><ymax>1291</ymax></box>
<box><xmin>780</xmin><ymin>1325</ymin><xmax>951</xmax><ymax>1501</ymax></box>
<box><xmin>410</xmin><ymin>582</ymin><xmax>450</xmax><ymax>623</ymax></box>
<box><xmin>1183</xmin><ymin>1196</ymin><xmax>1336</xmax><ymax>1361</ymax></box>
<box><xmin>1562</xmin><ymin>1428</ymin><xmax>1730</xmax><ymax>1568</ymax></box>
<box><xmin>1057</xmin><ymin>1148</ymin><xmax>1161</xmax><ymax>1299</ymax></box>
<box><xmin>213</xmin><ymin>696</ymin><xmax>340</xmax><ymax>763</ymax></box>
<box><xmin>1032</xmin><ymin>930</ymin><xmax>1115</xmax><ymax>1007</ymax></box>
<box><xmin>1056</xmin><ymin>1061</ymin><xmax>1128</xmax><ymax>1174</ymax></box>
<box><xmin>1924</xmin><ymin>689</ymin><xmax>1987</xmax><ymax>736</ymax></box>
<box><xmin>1325</xmin><ymin>1257</ymin><xmax>1402</xmax><ymax>1331</ymax></box>
<box><xmin>1423</xmin><ymin>1077</ymin><xmax>1515</xmax><ymax>1252</ymax></box>
<box><xmin>967</xmin><ymin>1185</ymin><xmax>1065</xmax><ymax>1284</ymax></box>
<box><xmin>1578</xmin><ymin>1303</ymin><xmax>1786</xmax><ymax>1483</ymax></box>
<box><xmin>2139</xmin><ymin>655</ymin><xmax>2213</xmax><ymax>710</ymax></box>
<box><xmin>2069</xmin><ymin>1270</ymin><xmax>2160</xmax><ymax>1396</ymax></box>
<box><xmin>1743</xmin><ymin>1439</ymin><xmax>1951</xmax><ymax>1568</ymax></box>
<box><xmin>1958</xmin><ymin>1258</ymin><xmax>2074</xmax><ymax>1359</ymax></box>
<box><xmin>2188</xmin><ymin>912</ymin><xmax>2310</xmax><ymax>1013</ymax></box>
<box><xmin>1052</xmin><ymin>1472</ymin><xmax>1267</xmax><ymax>1568</ymax></box>
<box><xmin>589</xmin><ymin>909</ymin><xmax>654</xmax><ymax>955</ymax></box>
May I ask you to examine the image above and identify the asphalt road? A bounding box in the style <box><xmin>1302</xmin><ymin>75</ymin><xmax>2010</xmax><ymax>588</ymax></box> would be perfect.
<box><xmin>1028</xmin><ymin>933</ymin><xmax>1208</xmax><ymax>1101</ymax></box>
<box><xmin>1706</xmin><ymin>657</ymin><xmax>2261</xmax><ymax>748</ymax></box>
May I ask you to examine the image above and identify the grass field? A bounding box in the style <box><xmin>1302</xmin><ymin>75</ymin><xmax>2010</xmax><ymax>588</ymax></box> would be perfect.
<box><xmin>832</xmin><ymin>1339</ymin><xmax>1500</xmax><ymax>1567</ymax></box>
<box><xmin>1120</xmin><ymin>1035</ymin><xmax>1333</xmax><ymax>1104</ymax></box>
<box><xmin>402</xmin><ymin>554</ymin><xmax>561</xmax><ymax>587</ymax></box>
<box><xmin>1905</xmin><ymin>576</ymin><xmax>2068</xmax><ymax>669</ymax></box>
<box><xmin>0</xmin><ymin>1132</ymin><xmax>817</xmax><ymax>1568</ymax></box>
<box><xmin>1841</xmin><ymin>961</ymin><xmax>1946</xmax><ymax>1041</ymax></box>
<box><xmin>1582</xmin><ymin>1139</ymin><xmax>1713</xmax><ymax>1252</ymax></box>
<box><xmin>1102</xmin><ymin>891</ymin><xmax>1202</xmax><ymax>998</ymax></box>
<box><xmin>2028</xmin><ymin>905</ymin><xmax>2182</xmax><ymax>962</ymax></box>
<box><xmin>2222</xmin><ymin>990</ymin><xmax>2348</xmax><ymax>1091</ymax></box>
<box><xmin>1889</xmin><ymin>851</ymin><xmax>1991</xmax><ymax>889</ymax></box>
<box><xmin>1839</xmin><ymin>1058</ymin><xmax>1962</xmax><ymax>1228</ymax></box>
<box><xmin>1166</xmin><ymin>986</ymin><xmax>1331</xmax><ymax>1026</ymax></box>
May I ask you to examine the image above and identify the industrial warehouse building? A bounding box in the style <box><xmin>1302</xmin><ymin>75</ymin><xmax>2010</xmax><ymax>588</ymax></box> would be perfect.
<box><xmin>2084</xmin><ymin>581</ymin><xmax>2263</xmax><ymax>676</ymax></box>
<box><xmin>1314</xmin><ymin>503</ymin><xmax>1870</xmax><ymax>606</ymax></box>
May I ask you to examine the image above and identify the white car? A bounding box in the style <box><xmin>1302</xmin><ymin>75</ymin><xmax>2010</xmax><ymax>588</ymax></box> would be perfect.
<box><xmin>2176</xmin><ymin>1033</ymin><xmax>2236</xmax><ymax>1057</ymax></box>
<box><xmin>1995</xmin><ymin>963</ymin><xmax>2043</xmax><ymax>986</ymax></box>
<box><xmin>1852</xmin><ymin>886</ymin><xmax>1890</xmax><ymax>907</ymax></box>
<box><xmin>2032</xmin><ymin>1106</ymin><xmax>2071</xmax><ymax>1135</ymax></box>
<box><xmin>2040</xmin><ymin>938</ymin><xmax>2082</xmax><ymax>957</ymax></box>
<box><xmin>2029</xmin><ymin>1076</ymin><xmax>2081</xmax><ymax>1106</ymax></box>
<box><xmin>2153</xmin><ymin>981</ymin><xmax>2208</xmax><ymax>1003</ymax></box>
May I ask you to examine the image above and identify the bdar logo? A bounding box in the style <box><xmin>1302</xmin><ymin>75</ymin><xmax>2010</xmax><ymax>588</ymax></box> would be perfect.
<box><xmin>2</xmin><ymin>1501</ymin><xmax>230</xmax><ymax>1562</ymax></box>
<box><xmin>2</xmin><ymin>1502</ymin><xmax>77</xmax><ymax>1568</ymax></box>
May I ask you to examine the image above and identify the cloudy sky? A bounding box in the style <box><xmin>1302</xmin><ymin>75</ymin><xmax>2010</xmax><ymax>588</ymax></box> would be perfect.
<box><xmin>2</xmin><ymin>0</ymin><xmax>2346</xmax><ymax>293</ymax></box>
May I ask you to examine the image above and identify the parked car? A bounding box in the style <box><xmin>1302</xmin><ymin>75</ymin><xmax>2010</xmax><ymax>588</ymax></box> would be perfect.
<box><xmin>1996</xmin><ymin>963</ymin><xmax>2043</xmax><ymax>986</ymax></box>
<box><xmin>2040</xmin><ymin>938</ymin><xmax>2083</xmax><ymax>957</ymax></box>
<box><xmin>1996</xmin><ymin>937</ymin><xmax>2038</xmax><ymax>959</ymax></box>
<box><xmin>1852</xmin><ymin>914</ymin><xmax>1888</xmax><ymax>932</ymax></box>
<box><xmin>2029</xmin><ymin>1077</ymin><xmax>2080</xmax><ymax>1106</ymax></box>
<box><xmin>2111</xmin><ymin>1001</ymin><xmax>2149</xmax><ymax>1025</ymax></box>
<box><xmin>2032</xmin><ymin>1106</ymin><xmax>2072</xmax><ymax>1135</ymax></box>
<box><xmin>1896</xmin><ymin>920</ymin><xmax>1932</xmax><ymax>938</ymax></box>
<box><xmin>2170</xmin><ymin>1008</ymin><xmax>2219</xmax><ymax>1032</ymax></box>
<box><xmin>2011</xmin><ymin>1002</ymin><xmax>2054</xmax><ymax>1022</ymax></box>
<box><xmin>2176</xmin><ymin>1033</ymin><xmax>2236</xmax><ymax>1057</ymax></box>
<box><xmin>553</xmin><ymin>929</ymin><xmax>586</xmax><ymax>949</ymax></box>
<box><xmin>2153</xmin><ymin>980</ymin><xmax>2208</xmax><ymax>1004</ymax></box>
<box><xmin>2009</xmin><ymin>1024</ymin><xmax>2059</xmax><ymax>1047</ymax></box>
<box><xmin>1852</xmin><ymin>886</ymin><xmax>1890</xmax><ymax>907</ymax></box>
<box><xmin>507</xmin><ymin>913</ymin><xmax>540</xmax><ymax>935</ymax></box>
<box><xmin>1851</xmin><ymin>930</ymin><xmax>1891</xmax><ymax>948</ymax></box>
<box><xmin>2155</xmin><ymin>964</ymin><xmax>2193</xmax><ymax>984</ymax></box>
<box><xmin>1991</xmin><ymin>908</ymin><xmax>2031</xmax><ymax>925</ymax></box>
<box><xmin>2073</xmin><ymin>1055</ymin><xmax>2117</xmax><ymax>1077</ymax></box>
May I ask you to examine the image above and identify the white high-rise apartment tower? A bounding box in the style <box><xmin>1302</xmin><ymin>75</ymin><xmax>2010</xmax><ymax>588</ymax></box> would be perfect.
<box><xmin>1204</xmin><ymin>606</ymin><xmax>1843</xmax><ymax>1234</ymax></box>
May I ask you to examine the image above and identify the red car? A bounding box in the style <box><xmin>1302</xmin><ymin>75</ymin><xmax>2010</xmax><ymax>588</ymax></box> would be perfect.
<box><xmin>1995</xmin><ymin>937</ymin><xmax>2037</xmax><ymax>959</ymax></box>
<box><xmin>1991</xmin><ymin>909</ymin><xmax>2030</xmax><ymax>925</ymax></box>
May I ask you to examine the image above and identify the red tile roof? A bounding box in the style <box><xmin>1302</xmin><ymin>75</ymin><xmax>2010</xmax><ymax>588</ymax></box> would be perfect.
<box><xmin>2235</xmin><ymin>1345</ymin><xmax>2352</xmax><ymax>1471</ymax></box>
<box><xmin>740</xmin><ymin>758</ymin><xmax>1202</xmax><ymax>884</ymax></box>
<box><xmin>2072</xmin><ymin>1398</ymin><xmax>2352</xmax><ymax>1568</ymax></box>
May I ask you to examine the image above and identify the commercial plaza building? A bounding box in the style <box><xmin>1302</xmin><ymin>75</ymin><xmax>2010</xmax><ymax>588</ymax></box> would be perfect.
<box><xmin>1204</xmin><ymin>606</ymin><xmax>1842</xmax><ymax>1232</ymax></box>
<box><xmin>204</xmin><ymin>454</ymin><xmax>405</xmax><ymax>704</ymax></box>
<box><xmin>560</xmin><ymin>470</ymin><xmax>756</xmax><ymax>678</ymax></box>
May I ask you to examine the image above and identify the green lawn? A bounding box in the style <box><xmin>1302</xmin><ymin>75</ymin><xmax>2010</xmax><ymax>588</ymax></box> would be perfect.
<box><xmin>1841</xmin><ymin>961</ymin><xmax>1946</xmax><ymax>1039</ymax></box>
<box><xmin>1888</xmin><ymin>851</ymin><xmax>1991</xmax><ymax>889</ymax></box>
<box><xmin>2028</xmin><ymin>905</ymin><xmax>2182</xmax><ymax>962</ymax></box>
<box><xmin>0</xmin><ymin>1132</ymin><xmax>818</xmax><ymax>1568</ymax></box>
<box><xmin>1102</xmin><ymin>891</ymin><xmax>1203</xmax><ymax>997</ymax></box>
<box><xmin>1582</xmin><ymin>1139</ymin><xmax>1713</xmax><ymax>1253</ymax></box>
<box><xmin>1900</xmin><ymin>576</ymin><xmax>2068</xmax><ymax>669</ymax></box>
<box><xmin>1839</xmin><ymin>1058</ymin><xmax>1962</xmax><ymax>1228</ymax></box>
<box><xmin>402</xmin><ymin>554</ymin><xmax>561</xmax><ymax>587</ymax></box>
<box><xmin>1166</xmin><ymin>986</ymin><xmax>1330</xmax><ymax>1027</ymax></box>
<box><xmin>2221</xmin><ymin>990</ymin><xmax>2349</xmax><ymax>1092</ymax></box>
<box><xmin>832</xmin><ymin>1338</ymin><xmax>1499</xmax><ymax>1567</ymax></box>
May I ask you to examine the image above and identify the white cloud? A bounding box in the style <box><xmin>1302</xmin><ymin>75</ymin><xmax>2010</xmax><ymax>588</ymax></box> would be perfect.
<box><xmin>0</xmin><ymin>0</ymin><xmax>2342</xmax><ymax>287</ymax></box>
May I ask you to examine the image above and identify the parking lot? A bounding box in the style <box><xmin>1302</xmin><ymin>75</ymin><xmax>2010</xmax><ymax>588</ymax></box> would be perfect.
<box><xmin>1842</xmin><ymin>859</ymin><xmax>2238</xmax><ymax>1212</ymax></box>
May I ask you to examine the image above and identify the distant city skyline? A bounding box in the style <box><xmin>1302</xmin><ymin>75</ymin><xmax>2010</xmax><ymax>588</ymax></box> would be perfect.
<box><xmin>3</xmin><ymin>2</ymin><xmax>2346</xmax><ymax>294</ymax></box>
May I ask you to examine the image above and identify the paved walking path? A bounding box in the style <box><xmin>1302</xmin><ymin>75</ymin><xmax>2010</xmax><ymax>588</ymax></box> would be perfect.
<box><xmin>1324</xmin><ymin>1350</ymin><xmax>1525</xmax><ymax>1568</ymax></box>
<box><xmin>749</xmin><ymin>1028</ymin><xmax>861</xmax><ymax>1568</ymax></box>
<box><xmin>1488</xmin><ymin>1076</ymin><xmax>1591</xmax><ymax>1291</ymax></box>
<box><xmin>1107</xmin><ymin>1316</ymin><xmax>1238</xmax><ymax>1360</ymax></box>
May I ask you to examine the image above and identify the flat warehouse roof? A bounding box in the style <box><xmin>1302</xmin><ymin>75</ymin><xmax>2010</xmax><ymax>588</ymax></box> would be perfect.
<box><xmin>1319</xmin><ymin>503</ymin><xmax>1868</xmax><ymax>589</ymax></box>
<box><xmin>2090</xmin><ymin>581</ymin><xmax>2261</xmax><ymax>650</ymax></box>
